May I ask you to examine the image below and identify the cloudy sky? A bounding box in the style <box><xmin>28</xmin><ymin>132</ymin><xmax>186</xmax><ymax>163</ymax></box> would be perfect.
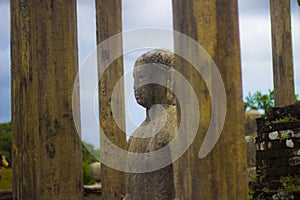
<box><xmin>0</xmin><ymin>0</ymin><xmax>299</xmax><ymax>148</ymax></box>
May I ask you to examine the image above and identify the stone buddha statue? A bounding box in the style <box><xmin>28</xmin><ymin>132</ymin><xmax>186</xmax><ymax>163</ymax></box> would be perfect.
<box><xmin>124</xmin><ymin>49</ymin><xmax>177</xmax><ymax>200</ymax></box>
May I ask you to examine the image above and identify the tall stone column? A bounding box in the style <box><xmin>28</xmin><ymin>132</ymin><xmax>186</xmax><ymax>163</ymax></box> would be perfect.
<box><xmin>11</xmin><ymin>0</ymin><xmax>83</xmax><ymax>199</ymax></box>
<box><xmin>172</xmin><ymin>0</ymin><xmax>248</xmax><ymax>199</ymax></box>
<box><xmin>270</xmin><ymin>0</ymin><xmax>295</xmax><ymax>107</ymax></box>
<box><xmin>95</xmin><ymin>0</ymin><xmax>127</xmax><ymax>199</ymax></box>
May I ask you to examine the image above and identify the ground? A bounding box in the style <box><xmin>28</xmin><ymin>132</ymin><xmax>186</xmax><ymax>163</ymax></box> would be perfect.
<box><xmin>0</xmin><ymin>168</ymin><xmax>12</xmax><ymax>189</ymax></box>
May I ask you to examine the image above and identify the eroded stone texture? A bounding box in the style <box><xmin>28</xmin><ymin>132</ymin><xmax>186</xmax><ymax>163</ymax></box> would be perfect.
<box><xmin>11</xmin><ymin>1</ymin><xmax>83</xmax><ymax>199</ymax></box>
<box><xmin>90</xmin><ymin>162</ymin><xmax>101</xmax><ymax>183</ymax></box>
<box><xmin>245</xmin><ymin>110</ymin><xmax>261</xmax><ymax>167</ymax></box>
<box><xmin>270</xmin><ymin>0</ymin><xmax>295</xmax><ymax>107</ymax></box>
<box><xmin>245</xmin><ymin>136</ymin><xmax>256</xmax><ymax>167</ymax></box>
<box><xmin>124</xmin><ymin>49</ymin><xmax>176</xmax><ymax>200</ymax></box>
<box><xmin>95</xmin><ymin>0</ymin><xmax>127</xmax><ymax>199</ymax></box>
<box><xmin>173</xmin><ymin>1</ymin><xmax>249</xmax><ymax>199</ymax></box>
<box><xmin>245</xmin><ymin>110</ymin><xmax>261</xmax><ymax>136</ymax></box>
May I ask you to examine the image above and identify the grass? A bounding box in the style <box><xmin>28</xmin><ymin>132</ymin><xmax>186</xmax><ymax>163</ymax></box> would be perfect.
<box><xmin>0</xmin><ymin>168</ymin><xmax>12</xmax><ymax>190</ymax></box>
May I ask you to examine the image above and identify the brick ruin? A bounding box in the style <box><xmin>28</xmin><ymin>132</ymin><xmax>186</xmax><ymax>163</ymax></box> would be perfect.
<box><xmin>255</xmin><ymin>102</ymin><xmax>300</xmax><ymax>199</ymax></box>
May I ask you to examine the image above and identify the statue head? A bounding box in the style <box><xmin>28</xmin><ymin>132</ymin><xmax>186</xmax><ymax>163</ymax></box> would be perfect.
<box><xmin>133</xmin><ymin>49</ymin><xmax>175</xmax><ymax>109</ymax></box>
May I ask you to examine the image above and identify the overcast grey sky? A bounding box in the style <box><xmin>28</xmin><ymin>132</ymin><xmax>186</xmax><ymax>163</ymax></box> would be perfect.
<box><xmin>0</xmin><ymin>0</ymin><xmax>299</xmax><ymax>148</ymax></box>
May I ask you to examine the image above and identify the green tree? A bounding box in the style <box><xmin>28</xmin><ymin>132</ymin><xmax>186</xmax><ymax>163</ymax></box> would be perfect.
<box><xmin>82</xmin><ymin>141</ymin><xmax>99</xmax><ymax>185</ymax></box>
<box><xmin>245</xmin><ymin>90</ymin><xmax>274</xmax><ymax>115</ymax></box>
<box><xmin>245</xmin><ymin>89</ymin><xmax>299</xmax><ymax>115</ymax></box>
<box><xmin>82</xmin><ymin>141</ymin><xmax>99</xmax><ymax>163</ymax></box>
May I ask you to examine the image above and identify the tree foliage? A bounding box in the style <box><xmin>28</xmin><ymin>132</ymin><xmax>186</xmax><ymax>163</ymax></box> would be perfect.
<box><xmin>245</xmin><ymin>90</ymin><xmax>274</xmax><ymax>115</ymax></box>
<box><xmin>82</xmin><ymin>141</ymin><xmax>99</xmax><ymax>185</ymax></box>
<box><xmin>245</xmin><ymin>89</ymin><xmax>299</xmax><ymax>115</ymax></box>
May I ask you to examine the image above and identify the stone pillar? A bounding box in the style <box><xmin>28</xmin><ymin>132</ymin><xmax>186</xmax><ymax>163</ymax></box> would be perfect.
<box><xmin>95</xmin><ymin>0</ymin><xmax>127</xmax><ymax>199</ymax></box>
<box><xmin>172</xmin><ymin>0</ymin><xmax>248</xmax><ymax>199</ymax></box>
<box><xmin>270</xmin><ymin>0</ymin><xmax>295</xmax><ymax>107</ymax></box>
<box><xmin>11</xmin><ymin>0</ymin><xmax>83</xmax><ymax>199</ymax></box>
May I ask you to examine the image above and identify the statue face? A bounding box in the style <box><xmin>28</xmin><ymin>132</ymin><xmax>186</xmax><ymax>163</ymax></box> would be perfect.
<box><xmin>133</xmin><ymin>64</ymin><xmax>169</xmax><ymax>108</ymax></box>
<box><xmin>133</xmin><ymin>49</ymin><xmax>175</xmax><ymax>109</ymax></box>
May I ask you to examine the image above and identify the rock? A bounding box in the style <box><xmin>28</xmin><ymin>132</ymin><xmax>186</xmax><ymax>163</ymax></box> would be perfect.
<box><xmin>245</xmin><ymin>110</ymin><xmax>261</xmax><ymax>136</ymax></box>
<box><xmin>272</xmin><ymin>192</ymin><xmax>294</xmax><ymax>200</ymax></box>
<box><xmin>244</xmin><ymin>110</ymin><xmax>261</xmax><ymax>167</ymax></box>
<box><xmin>245</xmin><ymin>136</ymin><xmax>256</xmax><ymax>167</ymax></box>
<box><xmin>286</xmin><ymin>139</ymin><xmax>294</xmax><ymax>148</ymax></box>
<box><xmin>293</xmin><ymin>149</ymin><xmax>300</xmax><ymax>156</ymax></box>
<box><xmin>295</xmin><ymin>131</ymin><xmax>300</xmax><ymax>138</ymax></box>
<box><xmin>247</xmin><ymin>167</ymin><xmax>256</xmax><ymax>182</ymax></box>
<box><xmin>289</xmin><ymin>157</ymin><xmax>300</xmax><ymax>166</ymax></box>
<box><xmin>90</xmin><ymin>162</ymin><xmax>101</xmax><ymax>182</ymax></box>
<box><xmin>269</xmin><ymin>131</ymin><xmax>279</xmax><ymax>140</ymax></box>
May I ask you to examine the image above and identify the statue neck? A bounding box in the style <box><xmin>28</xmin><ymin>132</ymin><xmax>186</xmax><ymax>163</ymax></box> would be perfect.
<box><xmin>145</xmin><ymin>104</ymin><xmax>176</xmax><ymax>121</ymax></box>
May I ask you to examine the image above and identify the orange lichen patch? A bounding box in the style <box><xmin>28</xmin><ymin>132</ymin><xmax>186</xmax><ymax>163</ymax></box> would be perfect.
<box><xmin>2</xmin><ymin>156</ymin><xmax>9</xmax><ymax>168</ymax></box>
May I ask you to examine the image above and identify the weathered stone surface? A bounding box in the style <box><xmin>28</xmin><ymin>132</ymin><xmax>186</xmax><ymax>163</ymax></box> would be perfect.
<box><xmin>270</xmin><ymin>0</ymin><xmax>295</xmax><ymax>107</ymax></box>
<box><xmin>272</xmin><ymin>192</ymin><xmax>295</xmax><ymax>200</ymax></box>
<box><xmin>257</xmin><ymin>120</ymin><xmax>300</xmax><ymax>134</ymax></box>
<box><xmin>125</xmin><ymin>49</ymin><xmax>176</xmax><ymax>200</ymax></box>
<box><xmin>11</xmin><ymin>1</ymin><xmax>83</xmax><ymax>199</ymax></box>
<box><xmin>84</xmin><ymin>163</ymin><xmax>102</xmax><ymax>200</ymax></box>
<box><xmin>244</xmin><ymin>110</ymin><xmax>260</xmax><ymax>167</ymax></box>
<box><xmin>84</xmin><ymin>184</ymin><xmax>102</xmax><ymax>200</ymax></box>
<box><xmin>255</xmin><ymin>104</ymin><xmax>300</xmax><ymax>197</ymax></box>
<box><xmin>286</xmin><ymin>139</ymin><xmax>295</xmax><ymax>148</ymax></box>
<box><xmin>269</xmin><ymin>131</ymin><xmax>279</xmax><ymax>140</ymax></box>
<box><xmin>289</xmin><ymin>156</ymin><xmax>300</xmax><ymax>166</ymax></box>
<box><xmin>133</xmin><ymin>49</ymin><xmax>175</xmax><ymax>108</ymax></box>
<box><xmin>245</xmin><ymin>110</ymin><xmax>261</xmax><ymax>136</ymax></box>
<box><xmin>172</xmin><ymin>1</ymin><xmax>248</xmax><ymax>199</ymax></box>
<box><xmin>247</xmin><ymin>167</ymin><xmax>256</xmax><ymax>183</ymax></box>
<box><xmin>245</xmin><ymin>136</ymin><xmax>256</xmax><ymax>167</ymax></box>
<box><xmin>95</xmin><ymin>0</ymin><xmax>127</xmax><ymax>199</ymax></box>
<box><xmin>90</xmin><ymin>162</ymin><xmax>101</xmax><ymax>183</ymax></box>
